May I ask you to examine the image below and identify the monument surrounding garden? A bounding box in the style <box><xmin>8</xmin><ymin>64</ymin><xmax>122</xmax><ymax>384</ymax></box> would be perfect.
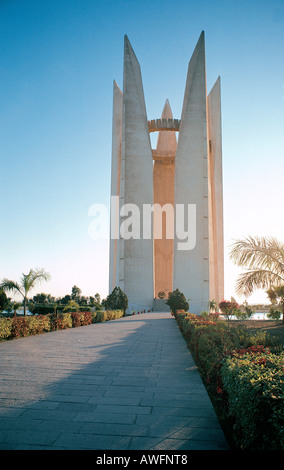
<box><xmin>109</xmin><ymin>32</ymin><xmax>224</xmax><ymax>315</ymax></box>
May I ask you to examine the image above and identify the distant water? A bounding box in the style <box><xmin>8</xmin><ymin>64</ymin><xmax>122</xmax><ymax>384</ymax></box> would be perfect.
<box><xmin>2</xmin><ymin>308</ymin><xmax>32</xmax><ymax>315</ymax></box>
<box><xmin>229</xmin><ymin>312</ymin><xmax>270</xmax><ymax>321</ymax></box>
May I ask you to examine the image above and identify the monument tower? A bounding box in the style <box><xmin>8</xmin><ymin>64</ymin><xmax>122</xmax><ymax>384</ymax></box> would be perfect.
<box><xmin>109</xmin><ymin>32</ymin><xmax>224</xmax><ymax>315</ymax></box>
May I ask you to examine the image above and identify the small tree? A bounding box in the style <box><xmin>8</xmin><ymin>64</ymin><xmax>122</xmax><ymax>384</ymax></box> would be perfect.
<box><xmin>208</xmin><ymin>299</ymin><xmax>218</xmax><ymax>313</ymax></box>
<box><xmin>0</xmin><ymin>268</ymin><xmax>50</xmax><ymax>316</ymax></box>
<box><xmin>106</xmin><ymin>287</ymin><xmax>128</xmax><ymax>316</ymax></box>
<box><xmin>219</xmin><ymin>300</ymin><xmax>240</xmax><ymax>323</ymax></box>
<box><xmin>267</xmin><ymin>306</ymin><xmax>281</xmax><ymax>321</ymax></box>
<box><xmin>0</xmin><ymin>289</ymin><xmax>10</xmax><ymax>313</ymax></box>
<box><xmin>32</xmin><ymin>293</ymin><xmax>49</xmax><ymax>304</ymax></box>
<box><xmin>59</xmin><ymin>294</ymin><xmax>72</xmax><ymax>305</ymax></box>
<box><xmin>71</xmin><ymin>285</ymin><xmax>82</xmax><ymax>303</ymax></box>
<box><xmin>63</xmin><ymin>300</ymin><xmax>80</xmax><ymax>312</ymax></box>
<box><xmin>166</xmin><ymin>289</ymin><xmax>189</xmax><ymax>315</ymax></box>
<box><xmin>11</xmin><ymin>302</ymin><xmax>21</xmax><ymax>318</ymax></box>
<box><xmin>267</xmin><ymin>285</ymin><xmax>284</xmax><ymax>323</ymax></box>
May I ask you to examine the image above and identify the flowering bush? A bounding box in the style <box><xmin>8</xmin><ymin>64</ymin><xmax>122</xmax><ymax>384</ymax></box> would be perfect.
<box><xmin>174</xmin><ymin>310</ymin><xmax>283</xmax><ymax>449</ymax></box>
<box><xmin>0</xmin><ymin>318</ymin><xmax>12</xmax><ymax>339</ymax></box>
<box><xmin>0</xmin><ymin>310</ymin><xmax>124</xmax><ymax>341</ymax></box>
<box><xmin>26</xmin><ymin>315</ymin><xmax>51</xmax><ymax>335</ymax></box>
<box><xmin>219</xmin><ymin>300</ymin><xmax>240</xmax><ymax>321</ymax></box>
<box><xmin>221</xmin><ymin>348</ymin><xmax>284</xmax><ymax>449</ymax></box>
<box><xmin>209</xmin><ymin>312</ymin><xmax>220</xmax><ymax>321</ymax></box>
<box><xmin>50</xmin><ymin>312</ymin><xmax>73</xmax><ymax>330</ymax></box>
<box><xmin>11</xmin><ymin>318</ymin><xmax>29</xmax><ymax>338</ymax></box>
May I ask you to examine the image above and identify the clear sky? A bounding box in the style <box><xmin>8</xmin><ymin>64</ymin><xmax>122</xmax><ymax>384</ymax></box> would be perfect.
<box><xmin>1</xmin><ymin>0</ymin><xmax>283</xmax><ymax>305</ymax></box>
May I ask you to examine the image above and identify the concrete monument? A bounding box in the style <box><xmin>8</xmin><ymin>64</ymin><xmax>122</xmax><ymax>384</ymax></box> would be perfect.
<box><xmin>109</xmin><ymin>32</ymin><xmax>224</xmax><ymax>315</ymax></box>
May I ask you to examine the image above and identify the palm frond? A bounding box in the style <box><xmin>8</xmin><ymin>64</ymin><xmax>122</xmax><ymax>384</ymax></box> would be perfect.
<box><xmin>235</xmin><ymin>268</ymin><xmax>284</xmax><ymax>297</ymax></box>
<box><xmin>22</xmin><ymin>268</ymin><xmax>50</xmax><ymax>294</ymax></box>
<box><xmin>0</xmin><ymin>279</ymin><xmax>24</xmax><ymax>297</ymax></box>
<box><xmin>230</xmin><ymin>236</ymin><xmax>284</xmax><ymax>277</ymax></box>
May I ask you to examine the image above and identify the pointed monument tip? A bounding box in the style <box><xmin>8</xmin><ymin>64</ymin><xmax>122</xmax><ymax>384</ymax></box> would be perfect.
<box><xmin>188</xmin><ymin>30</ymin><xmax>205</xmax><ymax>64</ymax></box>
<box><xmin>215</xmin><ymin>75</ymin><xmax>221</xmax><ymax>86</ymax></box>
<box><xmin>124</xmin><ymin>34</ymin><xmax>133</xmax><ymax>49</ymax></box>
<box><xmin>123</xmin><ymin>34</ymin><xmax>141</xmax><ymax>70</ymax></box>
<box><xmin>208</xmin><ymin>76</ymin><xmax>221</xmax><ymax>97</ymax></box>
<box><xmin>124</xmin><ymin>34</ymin><xmax>131</xmax><ymax>49</ymax></box>
<box><xmin>161</xmin><ymin>99</ymin><xmax>173</xmax><ymax>119</ymax></box>
<box><xmin>198</xmin><ymin>30</ymin><xmax>205</xmax><ymax>44</ymax></box>
<box><xmin>113</xmin><ymin>80</ymin><xmax>123</xmax><ymax>95</ymax></box>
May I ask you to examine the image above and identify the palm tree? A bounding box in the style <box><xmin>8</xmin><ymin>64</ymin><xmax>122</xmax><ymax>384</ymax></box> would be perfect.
<box><xmin>12</xmin><ymin>301</ymin><xmax>22</xmax><ymax>318</ymax></box>
<box><xmin>208</xmin><ymin>299</ymin><xmax>218</xmax><ymax>313</ymax></box>
<box><xmin>0</xmin><ymin>268</ymin><xmax>50</xmax><ymax>316</ymax></box>
<box><xmin>230</xmin><ymin>236</ymin><xmax>284</xmax><ymax>297</ymax></box>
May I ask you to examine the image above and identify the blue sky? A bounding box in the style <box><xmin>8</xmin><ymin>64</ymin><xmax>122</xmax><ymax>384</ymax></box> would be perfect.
<box><xmin>1</xmin><ymin>0</ymin><xmax>283</xmax><ymax>304</ymax></box>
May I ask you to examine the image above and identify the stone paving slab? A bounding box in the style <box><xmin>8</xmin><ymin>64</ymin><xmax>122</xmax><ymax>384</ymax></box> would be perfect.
<box><xmin>0</xmin><ymin>312</ymin><xmax>229</xmax><ymax>450</ymax></box>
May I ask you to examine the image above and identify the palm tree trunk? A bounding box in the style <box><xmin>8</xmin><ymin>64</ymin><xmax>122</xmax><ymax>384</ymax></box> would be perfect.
<box><xmin>24</xmin><ymin>298</ymin><xmax>26</xmax><ymax>317</ymax></box>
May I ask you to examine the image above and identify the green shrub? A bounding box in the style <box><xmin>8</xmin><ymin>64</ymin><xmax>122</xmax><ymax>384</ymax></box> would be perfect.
<box><xmin>70</xmin><ymin>311</ymin><xmax>92</xmax><ymax>327</ymax></box>
<box><xmin>91</xmin><ymin>311</ymin><xmax>98</xmax><ymax>323</ymax></box>
<box><xmin>93</xmin><ymin>310</ymin><xmax>123</xmax><ymax>323</ymax></box>
<box><xmin>11</xmin><ymin>318</ymin><xmax>29</xmax><ymax>338</ymax></box>
<box><xmin>221</xmin><ymin>348</ymin><xmax>284</xmax><ymax>450</ymax></box>
<box><xmin>79</xmin><ymin>306</ymin><xmax>91</xmax><ymax>312</ymax></box>
<box><xmin>70</xmin><ymin>312</ymin><xmax>84</xmax><ymax>327</ymax></box>
<box><xmin>267</xmin><ymin>306</ymin><xmax>282</xmax><ymax>321</ymax></box>
<box><xmin>94</xmin><ymin>311</ymin><xmax>107</xmax><ymax>323</ymax></box>
<box><xmin>106</xmin><ymin>287</ymin><xmax>128</xmax><ymax>315</ymax></box>
<box><xmin>0</xmin><ymin>309</ymin><xmax>124</xmax><ymax>341</ymax></box>
<box><xmin>166</xmin><ymin>289</ymin><xmax>189</xmax><ymax>314</ymax></box>
<box><xmin>81</xmin><ymin>311</ymin><xmax>92</xmax><ymax>324</ymax></box>
<box><xmin>0</xmin><ymin>318</ymin><xmax>12</xmax><ymax>339</ymax></box>
<box><xmin>245</xmin><ymin>328</ymin><xmax>280</xmax><ymax>348</ymax></box>
<box><xmin>174</xmin><ymin>312</ymin><xmax>284</xmax><ymax>450</ymax></box>
<box><xmin>106</xmin><ymin>310</ymin><xmax>123</xmax><ymax>321</ymax></box>
<box><xmin>28</xmin><ymin>304</ymin><xmax>55</xmax><ymax>315</ymax></box>
<box><xmin>26</xmin><ymin>315</ymin><xmax>51</xmax><ymax>335</ymax></box>
<box><xmin>188</xmin><ymin>322</ymin><xmax>243</xmax><ymax>381</ymax></box>
<box><xmin>50</xmin><ymin>313</ymin><xmax>72</xmax><ymax>330</ymax></box>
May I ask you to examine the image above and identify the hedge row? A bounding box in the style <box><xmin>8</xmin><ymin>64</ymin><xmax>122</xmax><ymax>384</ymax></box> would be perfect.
<box><xmin>28</xmin><ymin>304</ymin><xmax>92</xmax><ymax>315</ymax></box>
<box><xmin>221</xmin><ymin>346</ymin><xmax>283</xmax><ymax>450</ymax></box>
<box><xmin>0</xmin><ymin>310</ymin><xmax>124</xmax><ymax>341</ymax></box>
<box><xmin>175</xmin><ymin>311</ymin><xmax>284</xmax><ymax>450</ymax></box>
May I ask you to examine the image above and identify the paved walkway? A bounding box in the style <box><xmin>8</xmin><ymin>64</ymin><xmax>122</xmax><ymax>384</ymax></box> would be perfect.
<box><xmin>0</xmin><ymin>312</ymin><xmax>229</xmax><ymax>450</ymax></box>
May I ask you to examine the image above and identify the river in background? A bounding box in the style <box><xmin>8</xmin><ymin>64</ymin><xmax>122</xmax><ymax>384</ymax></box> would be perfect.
<box><xmin>229</xmin><ymin>312</ymin><xmax>270</xmax><ymax>321</ymax></box>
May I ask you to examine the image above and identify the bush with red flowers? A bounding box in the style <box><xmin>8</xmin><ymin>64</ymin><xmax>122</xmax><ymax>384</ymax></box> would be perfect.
<box><xmin>174</xmin><ymin>309</ymin><xmax>283</xmax><ymax>450</ymax></box>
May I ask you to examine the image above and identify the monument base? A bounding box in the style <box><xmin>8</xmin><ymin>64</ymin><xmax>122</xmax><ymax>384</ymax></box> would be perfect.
<box><xmin>152</xmin><ymin>299</ymin><xmax>171</xmax><ymax>312</ymax></box>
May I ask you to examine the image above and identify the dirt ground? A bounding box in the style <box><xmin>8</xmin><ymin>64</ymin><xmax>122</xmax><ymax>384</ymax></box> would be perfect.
<box><xmin>229</xmin><ymin>320</ymin><xmax>284</xmax><ymax>344</ymax></box>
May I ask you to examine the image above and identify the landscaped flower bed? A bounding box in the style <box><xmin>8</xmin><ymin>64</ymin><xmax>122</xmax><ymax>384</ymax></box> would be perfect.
<box><xmin>174</xmin><ymin>311</ymin><xmax>284</xmax><ymax>450</ymax></box>
<box><xmin>221</xmin><ymin>345</ymin><xmax>284</xmax><ymax>450</ymax></box>
<box><xmin>0</xmin><ymin>310</ymin><xmax>124</xmax><ymax>341</ymax></box>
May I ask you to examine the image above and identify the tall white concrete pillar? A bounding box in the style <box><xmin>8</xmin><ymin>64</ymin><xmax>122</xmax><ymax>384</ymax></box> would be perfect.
<box><xmin>109</xmin><ymin>80</ymin><xmax>123</xmax><ymax>293</ymax></box>
<box><xmin>173</xmin><ymin>31</ymin><xmax>210</xmax><ymax>315</ymax></box>
<box><xmin>119</xmin><ymin>35</ymin><xmax>154</xmax><ymax>310</ymax></box>
<box><xmin>207</xmin><ymin>76</ymin><xmax>224</xmax><ymax>305</ymax></box>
